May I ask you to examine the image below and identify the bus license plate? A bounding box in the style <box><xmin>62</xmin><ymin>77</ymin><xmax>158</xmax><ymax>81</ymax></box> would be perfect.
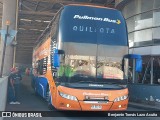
<box><xmin>91</xmin><ymin>105</ymin><xmax>102</xmax><ymax>109</ymax></box>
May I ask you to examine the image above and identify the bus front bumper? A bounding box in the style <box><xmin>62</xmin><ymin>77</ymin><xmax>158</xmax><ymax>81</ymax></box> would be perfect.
<box><xmin>56</xmin><ymin>97</ymin><xmax>128</xmax><ymax>111</ymax></box>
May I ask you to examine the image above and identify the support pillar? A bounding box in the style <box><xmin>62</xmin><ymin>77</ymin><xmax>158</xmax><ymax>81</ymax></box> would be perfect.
<box><xmin>0</xmin><ymin>0</ymin><xmax>18</xmax><ymax>76</ymax></box>
<box><xmin>150</xmin><ymin>57</ymin><xmax>154</xmax><ymax>85</ymax></box>
<box><xmin>132</xmin><ymin>59</ymin><xmax>136</xmax><ymax>83</ymax></box>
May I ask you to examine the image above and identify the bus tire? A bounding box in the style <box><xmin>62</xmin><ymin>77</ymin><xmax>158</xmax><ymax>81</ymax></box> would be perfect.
<box><xmin>46</xmin><ymin>87</ymin><xmax>57</xmax><ymax>111</ymax></box>
<box><xmin>48</xmin><ymin>96</ymin><xmax>57</xmax><ymax>111</ymax></box>
<box><xmin>48</xmin><ymin>103</ymin><xmax>54</xmax><ymax>110</ymax></box>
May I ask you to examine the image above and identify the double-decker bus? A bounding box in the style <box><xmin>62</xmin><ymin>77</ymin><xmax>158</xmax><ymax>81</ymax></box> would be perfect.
<box><xmin>32</xmin><ymin>4</ymin><xmax>130</xmax><ymax>111</ymax></box>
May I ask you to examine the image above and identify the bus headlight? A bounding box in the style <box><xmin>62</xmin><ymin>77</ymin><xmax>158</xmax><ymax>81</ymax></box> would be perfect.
<box><xmin>59</xmin><ymin>92</ymin><xmax>78</xmax><ymax>101</ymax></box>
<box><xmin>114</xmin><ymin>95</ymin><xmax>128</xmax><ymax>102</ymax></box>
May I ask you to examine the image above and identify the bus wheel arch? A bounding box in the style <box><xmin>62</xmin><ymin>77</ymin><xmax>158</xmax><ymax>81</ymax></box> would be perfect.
<box><xmin>46</xmin><ymin>84</ymin><xmax>57</xmax><ymax>110</ymax></box>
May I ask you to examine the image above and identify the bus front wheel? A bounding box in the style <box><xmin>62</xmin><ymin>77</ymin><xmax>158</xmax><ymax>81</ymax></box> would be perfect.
<box><xmin>48</xmin><ymin>96</ymin><xmax>57</xmax><ymax>111</ymax></box>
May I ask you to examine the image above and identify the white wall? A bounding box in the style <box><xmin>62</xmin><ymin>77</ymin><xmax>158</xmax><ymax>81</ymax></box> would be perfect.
<box><xmin>130</xmin><ymin>45</ymin><xmax>160</xmax><ymax>55</ymax></box>
<box><xmin>0</xmin><ymin>76</ymin><xmax>8</xmax><ymax>120</ymax></box>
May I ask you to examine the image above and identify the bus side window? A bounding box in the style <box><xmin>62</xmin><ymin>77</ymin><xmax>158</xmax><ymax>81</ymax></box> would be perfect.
<box><xmin>43</xmin><ymin>57</ymin><xmax>48</xmax><ymax>74</ymax></box>
<box><xmin>38</xmin><ymin>60</ymin><xmax>43</xmax><ymax>75</ymax></box>
<box><xmin>37</xmin><ymin>57</ymin><xmax>48</xmax><ymax>75</ymax></box>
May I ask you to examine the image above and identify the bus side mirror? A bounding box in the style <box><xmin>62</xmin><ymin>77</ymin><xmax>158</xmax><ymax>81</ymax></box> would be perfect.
<box><xmin>53</xmin><ymin>49</ymin><xmax>65</xmax><ymax>67</ymax></box>
<box><xmin>53</xmin><ymin>53</ymin><xmax>60</xmax><ymax>67</ymax></box>
<box><xmin>136</xmin><ymin>59</ymin><xmax>142</xmax><ymax>72</ymax></box>
<box><xmin>124</xmin><ymin>54</ymin><xmax>142</xmax><ymax>72</ymax></box>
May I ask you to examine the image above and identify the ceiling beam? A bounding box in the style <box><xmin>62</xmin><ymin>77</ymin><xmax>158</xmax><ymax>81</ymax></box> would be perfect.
<box><xmin>17</xmin><ymin>40</ymin><xmax>37</xmax><ymax>43</ymax></box>
<box><xmin>59</xmin><ymin>1</ymin><xmax>104</xmax><ymax>6</ymax></box>
<box><xmin>17</xmin><ymin>34</ymin><xmax>39</xmax><ymax>36</ymax></box>
<box><xmin>16</xmin><ymin>46</ymin><xmax>33</xmax><ymax>49</ymax></box>
<box><xmin>35</xmin><ymin>2</ymin><xmax>40</xmax><ymax>11</ymax></box>
<box><xmin>19</xmin><ymin>0</ymin><xmax>23</xmax><ymax>10</ymax></box>
<box><xmin>16</xmin><ymin>50</ymin><xmax>33</xmax><ymax>53</ymax></box>
<box><xmin>17</xmin><ymin>35</ymin><xmax>39</xmax><ymax>38</ymax></box>
<box><xmin>16</xmin><ymin>45</ymin><xmax>35</xmax><ymax>47</ymax></box>
<box><xmin>26</xmin><ymin>0</ymin><xmax>104</xmax><ymax>6</ymax></box>
<box><xmin>17</xmin><ymin>43</ymin><xmax>36</xmax><ymax>46</ymax></box>
<box><xmin>17</xmin><ymin>38</ymin><xmax>37</xmax><ymax>41</ymax></box>
<box><xmin>17</xmin><ymin>46</ymin><xmax>33</xmax><ymax>48</ymax></box>
<box><xmin>17</xmin><ymin>30</ymin><xmax>42</xmax><ymax>34</ymax></box>
<box><xmin>104</xmin><ymin>0</ymin><xmax>115</xmax><ymax>6</ymax></box>
<box><xmin>17</xmin><ymin>39</ymin><xmax>39</xmax><ymax>42</ymax></box>
<box><xmin>17</xmin><ymin>39</ymin><xmax>37</xmax><ymax>43</ymax></box>
<box><xmin>19</xmin><ymin>10</ymin><xmax>56</xmax><ymax>16</ymax></box>
<box><xmin>26</xmin><ymin>0</ymin><xmax>62</xmax><ymax>3</ymax></box>
<box><xmin>17</xmin><ymin>38</ymin><xmax>36</xmax><ymax>40</ymax></box>
<box><xmin>21</xmin><ymin>1</ymin><xmax>35</xmax><ymax>11</ymax></box>
<box><xmin>19</xmin><ymin>15</ymin><xmax>53</xmax><ymax>21</ymax></box>
<box><xmin>17</xmin><ymin>35</ymin><xmax>40</xmax><ymax>38</ymax></box>
<box><xmin>18</xmin><ymin>24</ymin><xmax>47</xmax><ymax>30</ymax></box>
<box><xmin>19</xmin><ymin>20</ymin><xmax>49</xmax><ymax>25</ymax></box>
<box><xmin>107</xmin><ymin>0</ymin><xmax>115</xmax><ymax>3</ymax></box>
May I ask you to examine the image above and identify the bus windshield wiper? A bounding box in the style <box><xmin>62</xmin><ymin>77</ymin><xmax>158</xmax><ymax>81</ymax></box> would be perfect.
<box><xmin>78</xmin><ymin>80</ymin><xmax>94</xmax><ymax>83</ymax></box>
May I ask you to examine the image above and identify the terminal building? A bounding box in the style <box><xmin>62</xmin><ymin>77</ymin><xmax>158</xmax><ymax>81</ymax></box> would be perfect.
<box><xmin>116</xmin><ymin>0</ymin><xmax>160</xmax><ymax>103</ymax></box>
<box><xmin>116</xmin><ymin>0</ymin><xmax>160</xmax><ymax>85</ymax></box>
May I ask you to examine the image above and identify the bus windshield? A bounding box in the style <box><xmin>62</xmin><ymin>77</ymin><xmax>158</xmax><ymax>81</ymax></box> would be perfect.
<box><xmin>56</xmin><ymin>5</ymin><xmax>128</xmax><ymax>84</ymax></box>
<box><xmin>57</xmin><ymin>42</ymin><xmax>127</xmax><ymax>84</ymax></box>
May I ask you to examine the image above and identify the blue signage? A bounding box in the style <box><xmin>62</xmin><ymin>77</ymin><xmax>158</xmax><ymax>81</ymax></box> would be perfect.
<box><xmin>0</xmin><ymin>29</ymin><xmax>17</xmax><ymax>45</ymax></box>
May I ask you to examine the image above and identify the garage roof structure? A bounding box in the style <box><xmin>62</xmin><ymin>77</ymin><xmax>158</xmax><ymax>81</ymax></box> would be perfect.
<box><xmin>1</xmin><ymin>0</ymin><xmax>115</xmax><ymax>65</ymax></box>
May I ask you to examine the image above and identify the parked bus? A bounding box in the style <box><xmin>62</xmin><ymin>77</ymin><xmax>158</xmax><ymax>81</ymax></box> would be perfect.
<box><xmin>32</xmin><ymin>4</ymin><xmax>130</xmax><ymax>111</ymax></box>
